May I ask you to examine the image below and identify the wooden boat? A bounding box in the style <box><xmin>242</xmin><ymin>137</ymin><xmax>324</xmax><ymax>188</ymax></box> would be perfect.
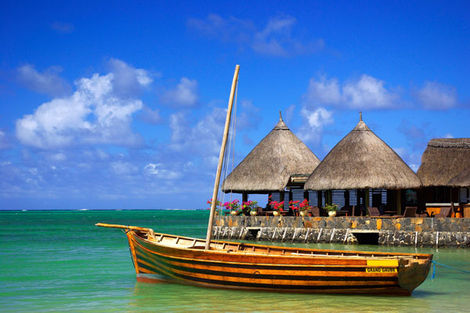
<box><xmin>97</xmin><ymin>223</ymin><xmax>432</xmax><ymax>295</ymax></box>
<box><xmin>97</xmin><ymin>65</ymin><xmax>432</xmax><ymax>295</ymax></box>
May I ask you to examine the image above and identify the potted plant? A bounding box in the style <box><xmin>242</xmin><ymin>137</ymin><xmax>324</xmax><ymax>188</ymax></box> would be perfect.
<box><xmin>288</xmin><ymin>200</ymin><xmax>300</xmax><ymax>216</ymax></box>
<box><xmin>325</xmin><ymin>203</ymin><xmax>338</xmax><ymax>217</ymax></box>
<box><xmin>298</xmin><ymin>199</ymin><xmax>311</xmax><ymax>217</ymax></box>
<box><xmin>223</xmin><ymin>199</ymin><xmax>241</xmax><ymax>215</ymax></box>
<box><xmin>242</xmin><ymin>200</ymin><xmax>258</xmax><ymax>216</ymax></box>
<box><xmin>269</xmin><ymin>199</ymin><xmax>285</xmax><ymax>216</ymax></box>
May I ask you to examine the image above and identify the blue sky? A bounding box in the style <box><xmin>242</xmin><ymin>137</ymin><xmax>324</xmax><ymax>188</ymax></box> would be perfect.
<box><xmin>0</xmin><ymin>1</ymin><xmax>469</xmax><ymax>209</ymax></box>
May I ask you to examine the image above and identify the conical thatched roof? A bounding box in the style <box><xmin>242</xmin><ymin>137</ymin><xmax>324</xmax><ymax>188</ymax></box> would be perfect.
<box><xmin>304</xmin><ymin>116</ymin><xmax>421</xmax><ymax>190</ymax></box>
<box><xmin>448</xmin><ymin>168</ymin><xmax>470</xmax><ymax>187</ymax></box>
<box><xmin>417</xmin><ymin>138</ymin><xmax>470</xmax><ymax>187</ymax></box>
<box><xmin>222</xmin><ymin>114</ymin><xmax>320</xmax><ymax>193</ymax></box>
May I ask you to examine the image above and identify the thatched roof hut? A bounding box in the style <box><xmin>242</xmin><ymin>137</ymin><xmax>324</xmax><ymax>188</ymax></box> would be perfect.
<box><xmin>417</xmin><ymin>138</ymin><xmax>470</xmax><ymax>187</ymax></box>
<box><xmin>222</xmin><ymin>114</ymin><xmax>320</xmax><ymax>193</ymax></box>
<box><xmin>304</xmin><ymin>116</ymin><xmax>421</xmax><ymax>190</ymax></box>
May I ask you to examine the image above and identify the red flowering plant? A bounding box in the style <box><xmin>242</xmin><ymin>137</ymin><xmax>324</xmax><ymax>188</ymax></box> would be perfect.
<box><xmin>269</xmin><ymin>199</ymin><xmax>285</xmax><ymax>213</ymax></box>
<box><xmin>288</xmin><ymin>200</ymin><xmax>300</xmax><ymax>212</ymax></box>
<box><xmin>223</xmin><ymin>199</ymin><xmax>241</xmax><ymax>215</ymax></box>
<box><xmin>242</xmin><ymin>200</ymin><xmax>258</xmax><ymax>214</ymax></box>
<box><xmin>206</xmin><ymin>198</ymin><xmax>221</xmax><ymax>209</ymax></box>
<box><xmin>298</xmin><ymin>199</ymin><xmax>312</xmax><ymax>213</ymax></box>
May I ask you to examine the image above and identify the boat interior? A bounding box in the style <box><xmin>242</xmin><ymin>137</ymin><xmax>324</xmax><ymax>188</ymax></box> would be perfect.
<box><xmin>134</xmin><ymin>228</ymin><xmax>431</xmax><ymax>263</ymax></box>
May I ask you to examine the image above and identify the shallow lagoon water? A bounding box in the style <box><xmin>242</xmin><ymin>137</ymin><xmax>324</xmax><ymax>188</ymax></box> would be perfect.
<box><xmin>1</xmin><ymin>210</ymin><xmax>469</xmax><ymax>312</ymax></box>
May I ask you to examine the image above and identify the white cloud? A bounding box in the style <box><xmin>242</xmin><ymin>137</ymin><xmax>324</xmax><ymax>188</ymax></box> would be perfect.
<box><xmin>144</xmin><ymin>163</ymin><xmax>181</xmax><ymax>180</ymax></box>
<box><xmin>16</xmin><ymin>60</ymin><xmax>147</xmax><ymax>149</ymax></box>
<box><xmin>297</xmin><ymin>107</ymin><xmax>333</xmax><ymax>144</ymax></box>
<box><xmin>414</xmin><ymin>81</ymin><xmax>457</xmax><ymax>110</ymax></box>
<box><xmin>16</xmin><ymin>65</ymin><xmax>71</xmax><ymax>97</ymax></box>
<box><xmin>343</xmin><ymin>75</ymin><xmax>397</xmax><ymax>108</ymax></box>
<box><xmin>188</xmin><ymin>14</ymin><xmax>323</xmax><ymax>57</ymax></box>
<box><xmin>303</xmin><ymin>74</ymin><xmax>398</xmax><ymax>109</ymax></box>
<box><xmin>161</xmin><ymin>77</ymin><xmax>198</xmax><ymax>107</ymax></box>
<box><xmin>107</xmin><ymin>58</ymin><xmax>153</xmax><ymax>97</ymax></box>
<box><xmin>303</xmin><ymin>76</ymin><xmax>342</xmax><ymax>105</ymax></box>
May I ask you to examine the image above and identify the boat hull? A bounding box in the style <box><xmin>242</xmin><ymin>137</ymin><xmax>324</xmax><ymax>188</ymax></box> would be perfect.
<box><xmin>125</xmin><ymin>231</ymin><xmax>431</xmax><ymax>295</ymax></box>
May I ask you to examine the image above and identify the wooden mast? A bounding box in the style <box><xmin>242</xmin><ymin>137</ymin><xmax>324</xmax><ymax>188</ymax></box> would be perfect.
<box><xmin>205</xmin><ymin>65</ymin><xmax>240</xmax><ymax>250</ymax></box>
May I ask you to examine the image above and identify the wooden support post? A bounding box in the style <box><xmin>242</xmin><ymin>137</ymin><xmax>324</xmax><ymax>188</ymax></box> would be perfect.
<box><xmin>344</xmin><ymin>190</ymin><xmax>350</xmax><ymax>208</ymax></box>
<box><xmin>304</xmin><ymin>190</ymin><xmax>309</xmax><ymax>202</ymax></box>
<box><xmin>450</xmin><ymin>187</ymin><xmax>454</xmax><ymax>216</ymax></box>
<box><xmin>317</xmin><ymin>191</ymin><xmax>322</xmax><ymax>208</ymax></box>
<box><xmin>280</xmin><ymin>191</ymin><xmax>285</xmax><ymax>211</ymax></box>
<box><xmin>397</xmin><ymin>189</ymin><xmax>402</xmax><ymax>215</ymax></box>
<box><xmin>242</xmin><ymin>192</ymin><xmax>248</xmax><ymax>203</ymax></box>
<box><xmin>365</xmin><ymin>189</ymin><xmax>370</xmax><ymax>209</ymax></box>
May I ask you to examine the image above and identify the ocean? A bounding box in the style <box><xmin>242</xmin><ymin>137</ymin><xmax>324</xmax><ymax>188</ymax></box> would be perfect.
<box><xmin>1</xmin><ymin>210</ymin><xmax>469</xmax><ymax>312</ymax></box>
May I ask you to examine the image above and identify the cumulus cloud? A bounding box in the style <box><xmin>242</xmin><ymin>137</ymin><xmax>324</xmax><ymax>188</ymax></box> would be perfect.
<box><xmin>161</xmin><ymin>77</ymin><xmax>198</xmax><ymax>107</ymax></box>
<box><xmin>303</xmin><ymin>74</ymin><xmax>398</xmax><ymax>109</ymax></box>
<box><xmin>297</xmin><ymin>107</ymin><xmax>334</xmax><ymax>145</ymax></box>
<box><xmin>15</xmin><ymin>60</ymin><xmax>150</xmax><ymax>149</ymax></box>
<box><xmin>16</xmin><ymin>65</ymin><xmax>71</xmax><ymax>97</ymax></box>
<box><xmin>188</xmin><ymin>14</ymin><xmax>323</xmax><ymax>57</ymax></box>
<box><xmin>303</xmin><ymin>76</ymin><xmax>342</xmax><ymax>105</ymax></box>
<box><xmin>343</xmin><ymin>75</ymin><xmax>398</xmax><ymax>108</ymax></box>
<box><xmin>107</xmin><ymin>58</ymin><xmax>153</xmax><ymax>97</ymax></box>
<box><xmin>414</xmin><ymin>81</ymin><xmax>457</xmax><ymax>110</ymax></box>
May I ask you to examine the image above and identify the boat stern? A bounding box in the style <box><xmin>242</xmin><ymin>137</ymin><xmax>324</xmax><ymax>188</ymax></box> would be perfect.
<box><xmin>397</xmin><ymin>255</ymin><xmax>433</xmax><ymax>294</ymax></box>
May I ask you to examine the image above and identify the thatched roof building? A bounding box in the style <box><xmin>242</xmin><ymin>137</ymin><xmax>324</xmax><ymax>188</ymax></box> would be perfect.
<box><xmin>417</xmin><ymin>138</ymin><xmax>470</xmax><ymax>187</ymax></box>
<box><xmin>304</xmin><ymin>116</ymin><xmax>421</xmax><ymax>190</ymax></box>
<box><xmin>222</xmin><ymin>115</ymin><xmax>320</xmax><ymax>193</ymax></box>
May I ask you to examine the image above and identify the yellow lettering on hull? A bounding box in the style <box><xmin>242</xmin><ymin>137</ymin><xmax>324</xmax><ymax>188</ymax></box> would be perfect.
<box><xmin>366</xmin><ymin>267</ymin><xmax>397</xmax><ymax>273</ymax></box>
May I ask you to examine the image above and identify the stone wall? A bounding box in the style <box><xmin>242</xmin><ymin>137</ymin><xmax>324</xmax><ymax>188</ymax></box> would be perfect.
<box><xmin>213</xmin><ymin>216</ymin><xmax>470</xmax><ymax>247</ymax></box>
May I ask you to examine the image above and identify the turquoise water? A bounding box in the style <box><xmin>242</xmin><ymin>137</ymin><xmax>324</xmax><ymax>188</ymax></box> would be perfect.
<box><xmin>1</xmin><ymin>210</ymin><xmax>470</xmax><ymax>312</ymax></box>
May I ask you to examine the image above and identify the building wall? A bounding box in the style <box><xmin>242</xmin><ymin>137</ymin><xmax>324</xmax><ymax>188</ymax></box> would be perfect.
<box><xmin>213</xmin><ymin>216</ymin><xmax>470</xmax><ymax>247</ymax></box>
